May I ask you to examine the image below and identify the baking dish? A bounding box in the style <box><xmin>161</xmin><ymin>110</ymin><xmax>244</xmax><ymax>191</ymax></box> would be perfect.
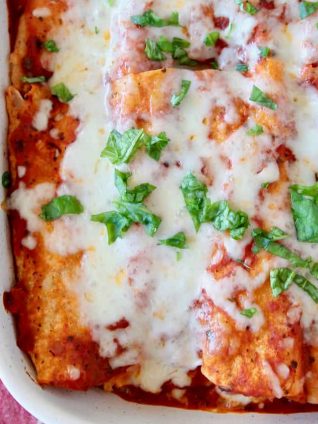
<box><xmin>0</xmin><ymin>1</ymin><xmax>317</xmax><ymax>422</ymax></box>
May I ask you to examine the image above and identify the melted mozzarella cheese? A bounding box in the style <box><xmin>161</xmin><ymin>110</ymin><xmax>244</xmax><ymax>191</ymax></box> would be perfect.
<box><xmin>32</xmin><ymin>99</ymin><xmax>52</xmax><ymax>132</ymax></box>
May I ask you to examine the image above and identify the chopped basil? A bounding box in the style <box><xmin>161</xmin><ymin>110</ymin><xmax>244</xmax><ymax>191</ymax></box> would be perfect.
<box><xmin>236</xmin><ymin>63</ymin><xmax>248</xmax><ymax>73</ymax></box>
<box><xmin>270</xmin><ymin>268</ymin><xmax>295</xmax><ymax>297</ymax></box>
<box><xmin>247</xmin><ymin>124</ymin><xmax>263</xmax><ymax>136</ymax></box>
<box><xmin>289</xmin><ymin>183</ymin><xmax>318</xmax><ymax>243</ymax></box>
<box><xmin>43</xmin><ymin>40</ymin><xmax>59</xmax><ymax>52</ymax></box>
<box><xmin>159</xmin><ymin>232</ymin><xmax>187</xmax><ymax>249</ymax></box>
<box><xmin>259</xmin><ymin>46</ymin><xmax>271</xmax><ymax>58</ymax></box>
<box><xmin>51</xmin><ymin>83</ymin><xmax>74</xmax><ymax>103</ymax></box>
<box><xmin>101</xmin><ymin>129</ymin><xmax>145</xmax><ymax>164</ymax></box>
<box><xmin>114</xmin><ymin>169</ymin><xmax>156</xmax><ymax>203</ymax></box>
<box><xmin>240</xmin><ymin>307</ymin><xmax>257</xmax><ymax>318</ymax></box>
<box><xmin>261</xmin><ymin>182</ymin><xmax>270</xmax><ymax>189</ymax></box>
<box><xmin>101</xmin><ymin>129</ymin><xmax>169</xmax><ymax>164</ymax></box>
<box><xmin>270</xmin><ymin>268</ymin><xmax>318</xmax><ymax>303</ymax></box>
<box><xmin>145</xmin><ymin>37</ymin><xmax>194</xmax><ymax>66</ymax></box>
<box><xmin>144</xmin><ymin>131</ymin><xmax>169</xmax><ymax>161</ymax></box>
<box><xmin>40</xmin><ymin>195</ymin><xmax>84</xmax><ymax>221</ymax></box>
<box><xmin>1</xmin><ymin>171</ymin><xmax>11</xmax><ymax>189</ymax></box>
<box><xmin>299</xmin><ymin>1</ymin><xmax>318</xmax><ymax>19</ymax></box>
<box><xmin>252</xmin><ymin>227</ymin><xmax>318</xmax><ymax>279</ymax></box>
<box><xmin>211</xmin><ymin>59</ymin><xmax>219</xmax><ymax>69</ymax></box>
<box><xmin>21</xmin><ymin>76</ymin><xmax>46</xmax><ymax>84</ymax></box>
<box><xmin>225</xmin><ymin>22</ymin><xmax>234</xmax><ymax>39</ymax></box>
<box><xmin>115</xmin><ymin>200</ymin><xmax>161</xmax><ymax>236</ymax></box>
<box><xmin>204</xmin><ymin>31</ymin><xmax>220</xmax><ymax>47</ymax></box>
<box><xmin>157</xmin><ymin>36</ymin><xmax>174</xmax><ymax>53</ymax></box>
<box><xmin>205</xmin><ymin>200</ymin><xmax>249</xmax><ymax>240</ymax></box>
<box><xmin>180</xmin><ymin>173</ymin><xmax>209</xmax><ymax>231</ymax></box>
<box><xmin>235</xmin><ymin>0</ymin><xmax>258</xmax><ymax>15</ymax></box>
<box><xmin>91</xmin><ymin>211</ymin><xmax>131</xmax><ymax>244</ymax></box>
<box><xmin>171</xmin><ymin>80</ymin><xmax>191</xmax><ymax>107</ymax></box>
<box><xmin>131</xmin><ymin>10</ymin><xmax>179</xmax><ymax>27</ymax></box>
<box><xmin>94</xmin><ymin>26</ymin><xmax>100</xmax><ymax>34</ymax></box>
<box><xmin>180</xmin><ymin>173</ymin><xmax>249</xmax><ymax>239</ymax></box>
<box><xmin>92</xmin><ymin>169</ymin><xmax>160</xmax><ymax>242</ymax></box>
<box><xmin>249</xmin><ymin>85</ymin><xmax>277</xmax><ymax>110</ymax></box>
<box><xmin>145</xmin><ymin>39</ymin><xmax>166</xmax><ymax>61</ymax></box>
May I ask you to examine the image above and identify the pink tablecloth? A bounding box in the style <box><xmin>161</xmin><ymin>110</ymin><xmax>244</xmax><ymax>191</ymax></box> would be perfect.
<box><xmin>0</xmin><ymin>379</ymin><xmax>38</xmax><ymax>424</ymax></box>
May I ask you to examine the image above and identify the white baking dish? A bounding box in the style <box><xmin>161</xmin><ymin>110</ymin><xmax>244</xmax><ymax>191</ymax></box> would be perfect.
<box><xmin>0</xmin><ymin>2</ymin><xmax>316</xmax><ymax>423</ymax></box>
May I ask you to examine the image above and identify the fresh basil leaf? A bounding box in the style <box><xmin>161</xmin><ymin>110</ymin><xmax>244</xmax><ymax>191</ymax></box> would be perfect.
<box><xmin>145</xmin><ymin>39</ymin><xmax>166</xmax><ymax>61</ymax></box>
<box><xmin>211</xmin><ymin>59</ymin><xmax>219</xmax><ymax>69</ymax></box>
<box><xmin>252</xmin><ymin>227</ymin><xmax>318</xmax><ymax>278</ymax></box>
<box><xmin>172</xmin><ymin>37</ymin><xmax>190</xmax><ymax>49</ymax></box>
<box><xmin>235</xmin><ymin>0</ymin><xmax>258</xmax><ymax>15</ymax></box>
<box><xmin>159</xmin><ymin>232</ymin><xmax>187</xmax><ymax>249</ymax></box>
<box><xmin>290</xmin><ymin>183</ymin><xmax>318</xmax><ymax>243</ymax></box>
<box><xmin>206</xmin><ymin>200</ymin><xmax>249</xmax><ymax>240</ymax></box>
<box><xmin>114</xmin><ymin>169</ymin><xmax>156</xmax><ymax>203</ymax></box>
<box><xmin>247</xmin><ymin>124</ymin><xmax>263</xmax><ymax>136</ymax></box>
<box><xmin>299</xmin><ymin>1</ymin><xmax>318</xmax><ymax>19</ymax></box>
<box><xmin>144</xmin><ymin>131</ymin><xmax>169</xmax><ymax>161</ymax></box>
<box><xmin>51</xmin><ymin>83</ymin><xmax>74</xmax><ymax>103</ymax></box>
<box><xmin>204</xmin><ymin>31</ymin><xmax>220</xmax><ymax>47</ymax></box>
<box><xmin>171</xmin><ymin>80</ymin><xmax>191</xmax><ymax>107</ymax></box>
<box><xmin>43</xmin><ymin>40</ymin><xmax>59</xmax><ymax>52</ymax></box>
<box><xmin>180</xmin><ymin>173</ymin><xmax>249</xmax><ymax>238</ymax></box>
<box><xmin>240</xmin><ymin>307</ymin><xmax>257</xmax><ymax>318</ymax></box>
<box><xmin>270</xmin><ymin>268</ymin><xmax>296</xmax><ymax>297</ymax></box>
<box><xmin>270</xmin><ymin>268</ymin><xmax>318</xmax><ymax>303</ymax></box>
<box><xmin>2</xmin><ymin>171</ymin><xmax>11</xmax><ymax>189</ymax></box>
<box><xmin>259</xmin><ymin>46</ymin><xmax>271</xmax><ymax>58</ymax></box>
<box><xmin>115</xmin><ymin>200</ymin><xmax>161</xmax><ymax>236</ymax></box>
<box><xmin>91</xmin><ymin>211</ymin><xmax>131</xmax><ymax>244</ymax></box>
<box><xmin>157</xmin><ymin>36</ymin><xmax>174</xmax><ymax>53</ymax></box>
<box><xmin>180</xmin><ymin>173</ymin><xmax>209</xmax><ymax>231</ymax></box>
<box><xmin>21</xmin><ymin>76</ymin><xmax>46</xmax><ymax>84</ymax></box>
<box><xmin>249</xmin><ymin>85</ymin><xmax>277</xmax><ymax>110</ymax></box>
<box><xmin>101</xmin><ymin>129</ymin><xmax>145</xmax><ymax>164</ymax></box>
<box><xmin>236</xmin><ymin>63</ymin><xmax>248</xmax><ymax>73</ymax></box>
<box><xmin>131</xmin><ymin>10</ymin><xmax>179</xmax><ymax>27</ymax></box>
<box><xmin>40</xmin><ymin>195</ymin><xmax>84</xmax><ymax>221</ymax></box>
<box><xmin>261</xmin><ymin>182</ymin><xmax>270</xmax><ymax>189</ymax></box>
<box><xmin>225</xmin><ymin>22</ymin><xmax>234</xmax><ymax>39</ymax></box>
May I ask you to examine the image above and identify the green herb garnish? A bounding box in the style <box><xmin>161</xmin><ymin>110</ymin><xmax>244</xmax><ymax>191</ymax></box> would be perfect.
<box><xmin>204</xmin><ymin>31</ymin><xmax>220</xmax><ymax>47</ymax></box>
<box><xmin>21</xmin><ymin>76</ymin><xmax>46</xmax><ymax>84</ymax></box>
<box><xmin>171</xmin><ymin>80</ymin><xmax>191</xmax><ymax>107</ymax></box>
<box><xmin>299</xmin><ymin>1</ymin><xmax>318</xmax><ymax>19</ymax></box>
<box><xmin>290</xmin><ymin>183</ymin><xmax>318</xmax><ymax>243</ymax></box>
<box><xmin>51</xmin><ymin>83</ymin><xmax>74</xmax><ymax>103</ymax></box>
<box><xmin>249</xmin><ymin>85</ymin><xmax>277</xmax><ymax>110</ymax></box>
<box><xmin>247</xmin><ymin>124</ymin><xmax>263</xmax><ymax>136</ymax></box>
<box><xmin>270</xmin><ymin>268</ymin><xmax>318</xmax><ymax>303</ymax></box>
<box><xmin>40</xmin><ymin>195</ymin><xmax>84</xmax><ymax>221</ymax></box>
<box><xmin>145</xmin><ymin>39</ymin><xmax>166</xmax><ymax>61</ymax></box>
<box><xmin>159</xmin><ymin>232</ymin><xmax>187</xmax><ymax>249</ymax></box>
<box><xmin>259</xmin><ymin>46</ymin><xmax>271</xmax><ymax>58</ymax></box>
<box><xmin>43</xmin><ymin>40</ymin><xmax>59</xmax><ymax>52</ymax></box>
<box><xmin>131</xmin><ymin>10</ymin><xmax>179</xmax><ymax>27</ymax></box>
<box><xmin>180</xmin><ymin>173</ymin><xmax>249</xmax><ymax>239</ymax></box>
<box><xmin>240</xmin><ymin>307</ymin><xmax>257</xmax><ymax>318</ymax></box>
<box><xmin>236</xmin><ymin>63</ymin><xmax>248</xmax><ymax>73</ymax></box>
<box><xmin>235</xmin><ymin>0</ymin><xmax>258</xmax><ymax>15</ymax></box>
<box><xmin>2</xmin><ymin>171</ymin><xmax>11</xmax><ymax>189</ymax></box>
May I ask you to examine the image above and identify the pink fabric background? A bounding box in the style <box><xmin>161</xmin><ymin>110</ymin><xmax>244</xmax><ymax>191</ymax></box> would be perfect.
<box><xmin>0</xmin><ymin>379</ymin><xmax>38</xmax><ymax>424</ymax></box>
